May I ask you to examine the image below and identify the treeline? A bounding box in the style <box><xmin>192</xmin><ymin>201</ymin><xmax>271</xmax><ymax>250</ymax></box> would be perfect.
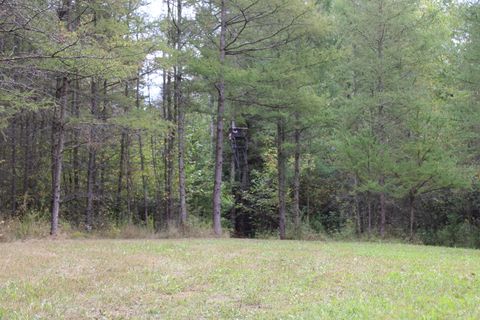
<box><xmin>0</xmin><ymin>0</ymin><xmax>479</xmax><ymax>247</ymax></box>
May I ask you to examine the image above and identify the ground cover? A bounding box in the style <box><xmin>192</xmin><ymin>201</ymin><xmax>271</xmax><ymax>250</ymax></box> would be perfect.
<box><xmin>1</xmin><ymin>239</ymin><xmax>479</xmax><ymax>319</ymax></box>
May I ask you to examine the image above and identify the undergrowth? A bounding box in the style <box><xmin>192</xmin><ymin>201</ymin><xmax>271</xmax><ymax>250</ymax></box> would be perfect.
<box><xmin>2</xmin><ymin>211</ymin><xmax>479</xmax><ymax>249</ymax></box>
<box><xmin>0</xmin><ymin>211</ymin><xmax>222</xmax><ymax>242</ymax></box>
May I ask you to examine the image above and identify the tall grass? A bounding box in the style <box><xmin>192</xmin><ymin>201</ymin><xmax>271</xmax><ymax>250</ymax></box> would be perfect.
<box><xmin>0</xmin><ymin>211</ymin><xmax>221</xmax><ymax>242</ymax></box>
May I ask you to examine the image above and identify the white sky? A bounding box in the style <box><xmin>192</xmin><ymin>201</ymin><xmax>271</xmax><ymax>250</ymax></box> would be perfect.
<box><xmin>142</xmin><ymin>0</ymin><xmax>195</xmax><ymax>20</ymax></box>
<box><xmin>140</xmin><ymin>1</ymin><xmax>167</xmax><ymax>101</ymax></box>
<box><xmin>143</xmin><ymin>0</ymin><xmax>166</xmax><ymax>19</ymax></box>
<box><xmin>141</xmin><ymin>1</ymin><xmax>196</xmax><ymax>101</ymax></box>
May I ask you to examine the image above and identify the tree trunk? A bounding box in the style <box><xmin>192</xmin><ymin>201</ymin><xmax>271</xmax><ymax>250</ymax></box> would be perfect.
<box><xmin>115</xmin><ymin>130</ymin><xmax>126</xmax><ymax>219</ymax></box>
<box><xmin>97</xmin><ymin>80</ymin><xmax>108</xmax><ymax>202</ymax></box>
<box><xmin>86</xmin><ymin>79</ymin><xmax>98</xmax><ymax>230</ymax></box>
<box><xmin>50</xmin><ymin>77</ymin><xmax>69</xmax><ymax>236</ymax></box>
<box><xmin>151</xmin><ymin>136</ymin><xmax>162</xmax><ymax>230</ymax></box>
<box><xmin>115</xmin><ymin>82</ymin><xmax>133</xmax><ymax>222</ymax></box>
<box><xmin>85</xmin><ymin>149</ymin><xmax>96</xmax><ymax>230</ymax></box>
<box><xmin>409</xmin><ymin>192</ymin><xmax>415</xmax><ymax>240</ymax></box>
<box><xmin>379</xmin><ymin>177</ymin><xmax>386</xmax><ymax>238</ymax></box>
<box><xmin>176</xmin><ymin>0</ymin><xmax>188</xmax><ymax>228</ymax></box>
<box><xmin>10</xmin><ymin>117</ymin><xmax>17</xmax><ymax>215</ymax></box>
<box><xmin>136</xmin><ymin>75</ymin><xmax>148</xmax><ymax>224</ymax></box>
<box><xmin>138</xmin><ymin>133</ymin><xmax>148</xmax><ymax>223</ymax></box>
<box><xmin>230</xmin><ymin>152</ymin><xmax>237</xmax><ymax>236</ymax></box>
<box><xmin>165</xmin><ymin>71</ymin><xmax>174</xmax><ymax>226</ymax></box>
<box><xmin>277</xmin><ymin>118</ymin><xmax>287</xmax><ymax>240</ymax></box>
<box><xmin>51</xmin><ymin>0</ymin><xmax>73</xmax><ymax>235</ymax></box>
<box><xmin>22</xmin><ymin>112</ymin><xmax>30</xmax><ymax>201</ymax></box>
<box><xmin>177</xmin><ymin>98</ymin><xmax>188</xmax><ymax>227</ymax></box>
<box><xmin>30</xmin><ymin>114</ymin><xmax>38</xmax><ymax>208</ymax></box>
<box><xmin>72</xmin><ymin>79</ymin><xmax>80</xmax><ymax>197</ymax></box>
<box><xmin>367</xmin><ymin>192</ymin><xmax>372</xmax><ymax>235</ymax></box>
<box><xmin>99</xmin><ymin>154</ymin><xmax>105</xmax><ymax>203</ymax></box>
<box><xmin>293</xmin><ymin>115</ymin><xmax>301</xmax><ymax>237</ymax></box>
<box><xmin>125</xmin><ymin>133</ymin><xmax>133</xmax><ymax>223</ymax></box>
<box><xmin>376</xmin><ymin>1</ymin><xmax>386</xmax><ymax>238</ymax></box>
<box><xmin>161</xmin><ymin>66</ymin><xmax>168</xmax><ymax>229</ymax></box>
<box><xmin>353</xmin><ymin>175</ymin><xmax>362</xmax><ymax>235</ymax></box>
<box><xmin>212</xmin><ymin>0</ymin><xmax>227</xmax><ymax>237</ymax></box>
<box><xmin>162</xmin><ymin>0</ymin><xmax>176</xmax><ymax>229</ymax></box>
<box><xmin>10</xmin><ymin>18</ymin><xmax>21</xmax><ymax>216</ymax></box>
<box><xmin>209</xmin><ymin>95</ymin><xmax>216</xmax><ymax>152</ymax></box>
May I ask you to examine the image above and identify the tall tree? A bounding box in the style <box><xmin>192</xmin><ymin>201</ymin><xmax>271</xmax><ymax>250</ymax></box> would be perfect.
<box><xmin>212</xmin><ymin>0</ymin><xmax>227</xmax><ymax>236</ymax></box>
<box><xmin>193</xmin><ymin>0</ymin><xmax>317</xmax><ymax>236</ymax></box>
<box><xmin>51</xmin><ymin>0</ymin><xmax>74</xmax><ymax>236</ymax></box>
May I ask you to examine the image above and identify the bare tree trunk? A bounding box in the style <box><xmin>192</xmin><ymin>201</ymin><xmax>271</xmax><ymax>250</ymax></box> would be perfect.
<box><xmin>230</xmin><ymin>154</ymin><xmax>236</xmax><ymax>235</ymax></box>
<box><xmin>277</xmin><ymin>118</ymin><xmax>287</xmax><ymax>240</ymax></box>
<box><xmin>161</xmin><ymin>66</ymin><xmax>168</xmax><ymax>229</ymax></box>
<box><xmin>30</xmin><ymin>114</ymin><xmax>38</xmax><ymax>208</ymax></box>
<box><xmin>51</xmin><ymin>0</ymin><xmax>74</xmax><ymax>236</ymax></box>
<box><xmin>376</xmin><ymin>1</ymin><xmax>386</xmax><ymax>238</ymax></box>
<box><xmin>409</xmin><ymin>192</ymin><xmax>415</xmax><ymax>239</ymax></box>
<box><xmin>72</xmin><ymin>79</ymin><xmax>80</xmax><ymax>197</ymax></box>
<box><xmin>125</xmin><ymin>133</ymin><xmax>133</xmax><ymax>223</ymax></box>
<box><xmin>293</xmin><ymin>115</ymin><xmax>301</xmax><ymax>238</ymax></box>
<box><xmin>85</xmin><ymin>149</ymin><xmax>96</xmax><ymax>229</ymax></box>
<box><xmin>161</xmin><ymin>0</ymin><xmax>176</xmax><ymax>229</ymax></box>
<box><xmin>136</xmin><ymin>75</ymin><xmax>148</xmax><ymax>224</ymax></box>
<box><xmin>379</xmin><ymin>177</ymin><xmax>386</xmax><ymax>238</ymax></box>
<box><xmin>22</xmin><ymin>113</ymin><xmax>30</xmax><ymax>201</ymax></box>
<box><xmin>353</xmin><ymin>175</ymin><xmax>362</xmax><ymax>234</ymax></box>
<box><xmin>367</xmin><ymin>192</ymin><xmax>372</xmax><ymax>235</ymax></box>
<box><xmin>177</xmin><ymin>97</ymin><xmax>187</xmax><ymax>227</ymax></box>
<box><xmin>50</xmin><ymin>0</ymin><xmax>73</xmax><ymax>232</ymax></box>
<box><xmin>138</xmin><ymin>133</ymin><xmax>148</xmax><ymax>222</ymax></box>
<box><xmin>115</xmin><ymin>130</ymin><xmax>126</xmax><ymax>219</ymax></box>
<box><xmin>97</xmin><ymin>80</ymin><xmax>108</xmax><ymax>202</ymax></box>
<box><xmin>212</xmin><ymin>0</ymin><xmax>227</xmax><ymax>236</ymax></box>
<box><xmin>86</xmin><ymin>79</ymin><xmax>98</xmax><ymax>230</ymax></box>
<box><xmin>0</xmin><ymin>141</ymin><xmax>4</xmax><ymax>216</ymax></box>
<box><xmin>10</xmin><ymin>23</ymin><xmax>20</xmax><ymax>216</ymax></box>
<box><xmin>176</xmin><ymin>0</ymin><xmax>188</xmax><ymax>228</ymax></box>
<box><xmin>151</xmin><ymin>136</ymin><xmax>162</xmax><ymax>230</ymax></box>
<box><xmin>209</xmin><ymin>95</ymin><xmax>216</xmax><ymax>151</ymax></box>
<box><xmin>10</xmin><ymin>117</ymin><xmax>17</xmax><ymax>215</ymax></box>
<box><xmin>51</xmin><ymin>77</ymin><xmax>69</xmax><ymax>236</ymax></box>
<box><xmin>165</xmin><ymin>71</ymin><xmax>174</xmax><ymax>225</ymax></box>
<box><xmin>99</xmin><ymin>156</ymin><xmax>105</xmax><ymax>202</ymax></box>
<box><xmin>115</xmin><ymin>82</ymin><xmax>132</xmax><ymax>222</ymax></box>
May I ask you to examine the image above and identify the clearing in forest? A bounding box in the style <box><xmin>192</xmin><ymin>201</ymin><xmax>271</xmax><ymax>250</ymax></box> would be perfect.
<box><xmin>0</xmin><ymin>239</ymin><xmax>479</xmax><ymax>319</ymax></box>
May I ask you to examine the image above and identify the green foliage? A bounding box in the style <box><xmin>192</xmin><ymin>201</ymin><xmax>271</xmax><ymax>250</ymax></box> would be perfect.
<box><xmin>1</xmin><ymin>0</ymin><xmax>480</xmax><ymax>246</ymax></box>
<box><xmin>111</xmin><ymin>108</ymin><xmax>168</xmax><ymax>133</ymax></box>
<box><xmin>421</xmin><ymin>213</ymin><xmax>480</xmax><ymax>248</ymax></box>
<box><xmin>0</xmin><ymin>211</ymin><xmax>50</xmax><ymax>241</ymax></box>
<box><xmin>0</xmin><ymin>91</ymin><xmax>53</xmax><ymax>129</ymax></box>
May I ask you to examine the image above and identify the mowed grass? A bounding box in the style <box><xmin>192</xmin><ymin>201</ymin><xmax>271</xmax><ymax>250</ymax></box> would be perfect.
<box><xmin>1</xmin><ymin>239</ymin><xmax>479</xmax><ymax>319</ymax></box>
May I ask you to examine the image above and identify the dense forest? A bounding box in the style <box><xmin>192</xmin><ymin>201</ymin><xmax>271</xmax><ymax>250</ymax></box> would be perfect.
<box><xmin>0</xmin><ymin>0</ymin><xmax>479</xmax><ymax>247</ymax></box>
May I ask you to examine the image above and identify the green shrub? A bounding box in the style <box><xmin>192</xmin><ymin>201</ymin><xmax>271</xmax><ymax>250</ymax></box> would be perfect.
<box><xmin>0</xmin><ymin>210</ymin><xmax>50</xmax><ymax>241</ymax></box>
<box><xmin>419</xmin><ymin>213</ymin><xmax>480</xmax><ymax>249</ymax></box>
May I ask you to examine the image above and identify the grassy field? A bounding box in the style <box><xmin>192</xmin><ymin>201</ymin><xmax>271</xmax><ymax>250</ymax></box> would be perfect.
<box><xmin>1</xmin><ymin>239</ymin><xmax>479</xmax><ymax>319</ymax></box>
